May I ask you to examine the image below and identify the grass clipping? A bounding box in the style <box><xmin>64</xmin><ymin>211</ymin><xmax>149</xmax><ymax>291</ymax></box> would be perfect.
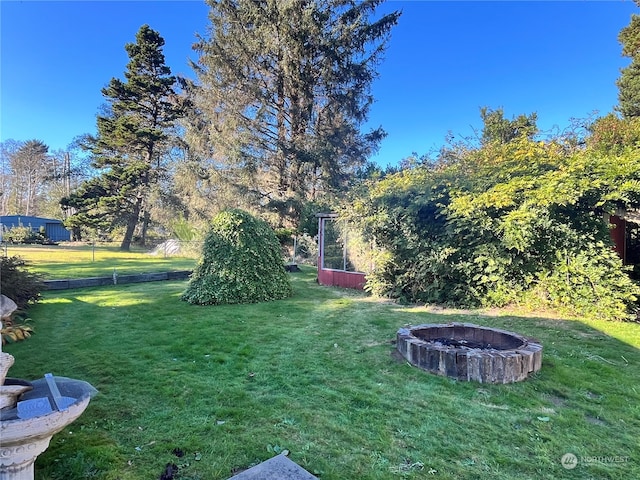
<box><xmin>182</xmin><ymin>209</ymin><xmax>292</xmax><ymax>305</ymax></box>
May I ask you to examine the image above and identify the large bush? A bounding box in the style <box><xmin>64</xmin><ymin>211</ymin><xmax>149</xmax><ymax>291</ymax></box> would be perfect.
<box><xmin>182</xmin><ymin>209</ymin><xmax>292</xmax><ymax>305</ymax></box>
<box><xmin>0</xmin><ymin>256</ymin><xmax>46</xmax><ymax>309</ymax></box>
<box><xmin>350</xmin><ymin>132</ymin><xmax>640</xmax><ymax>321</ymax></box>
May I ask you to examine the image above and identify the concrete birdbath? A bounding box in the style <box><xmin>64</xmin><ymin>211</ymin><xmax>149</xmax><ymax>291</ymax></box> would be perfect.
<box><xmin>0</xmin><ymin>329</ymin><xmax>96</xmax><ymax>479</ymax></box>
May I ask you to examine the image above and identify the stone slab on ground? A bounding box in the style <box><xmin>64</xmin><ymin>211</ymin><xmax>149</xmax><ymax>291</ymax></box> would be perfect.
<box><xmin>228</xmin><ymin>454</ymin><xmax>318</xmax><ymax>480</ymax></box>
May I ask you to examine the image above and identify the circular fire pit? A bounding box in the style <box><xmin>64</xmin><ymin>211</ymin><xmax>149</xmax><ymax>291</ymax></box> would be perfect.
<box><xmin>396</xmin><ymin>323</ymin><xmax>542</xmax><ymax>383</ymax></box>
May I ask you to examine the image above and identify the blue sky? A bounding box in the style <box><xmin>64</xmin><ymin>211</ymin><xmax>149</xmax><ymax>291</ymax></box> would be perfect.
<box><xmin>1</xmin><ymin>0</ymin><xmax>638</xmax><ymax>167</ymax></box>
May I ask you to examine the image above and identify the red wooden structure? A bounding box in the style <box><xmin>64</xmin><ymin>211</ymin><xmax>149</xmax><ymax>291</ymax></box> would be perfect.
<box><xmin>316</xmin><ymin>213</ymin><xmax>366</xmax><ymax>290</ymax></box>
<box><xmin>609</xmin><ymin>214</ymin><xmax>626</xmax><ymax>262</ymax></box>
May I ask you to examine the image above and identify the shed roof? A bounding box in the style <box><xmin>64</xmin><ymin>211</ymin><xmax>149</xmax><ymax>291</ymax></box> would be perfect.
<box><xmin>0</xmin><ymin>215</ymin><xmax>64</xmax><ymax>224</ymax></box>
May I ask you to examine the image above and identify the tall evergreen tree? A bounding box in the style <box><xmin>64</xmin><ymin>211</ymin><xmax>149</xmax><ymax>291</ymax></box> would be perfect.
<box><xmin>186</xmin><ymin>0</ymin><xmax>400</xmax><ymax>227</ymax></box>
<box><xmin>617</xmin><ymin>1</ymin><xmax>640</xmax><ymax>118</ymax></box>
<box><xmin>63</xmin><ymin>25</ymin><xmax>182</xmax><ymax>250</ymax></box>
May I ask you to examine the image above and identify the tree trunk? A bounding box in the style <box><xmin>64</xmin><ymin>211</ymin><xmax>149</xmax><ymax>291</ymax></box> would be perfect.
<box><xmin>140</xmin><ymin>210</ymin><xmax>151</xmax><ymax>247</ymax></box>
<box><xmin>71</xmin><ymin>226</ymin><xmax>82</xmax><ymax>241</ymax></box>
<box><xmin>25</xmin><ymin>171</ymin><xmax>33</xmax><ymax>216</ymax></box>
<box><xmin>120</xmin><ymin>197</ymin><xmax>142</xmax><ymax>251</ymax></box>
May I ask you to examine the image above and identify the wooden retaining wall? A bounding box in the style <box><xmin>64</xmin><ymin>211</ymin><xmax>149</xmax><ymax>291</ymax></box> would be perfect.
<box><xmin>43</xmin><ymin>270</ymin><xmax>192</xmax><ymax>290</ymax></box>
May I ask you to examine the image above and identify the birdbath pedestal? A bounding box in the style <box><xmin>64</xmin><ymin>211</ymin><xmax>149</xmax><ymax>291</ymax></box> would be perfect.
<box><xmin>0</xmin><ymin>351</ymin><xmax>96</xmax><ymax>480</ymax></box>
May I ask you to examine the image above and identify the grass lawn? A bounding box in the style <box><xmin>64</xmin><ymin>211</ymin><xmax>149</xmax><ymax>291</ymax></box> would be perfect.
<box><xmin>4</xmin><ymin>266</ymin><xmax>640</xmax><ymax>479</ymax></box>
<box><xmin>3</xmin><ymin>243</ymin><xmax>197</xmax><ymax>279</ymax></box>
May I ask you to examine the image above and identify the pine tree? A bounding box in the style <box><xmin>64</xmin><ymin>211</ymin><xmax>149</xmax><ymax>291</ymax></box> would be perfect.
<box><xmin>617</xmin><ymin>1</ymin><xmax>640</xmax><ymax>118</ymax></box>
<box><xmin>187</xmin><ymin>0</ymin><xmax>400</xmax><ymax>227</ymax></box>
<box><xmin>63</xmin><ymin>25</ymin><xmax>182</xmax><ymax>249</ymax></box>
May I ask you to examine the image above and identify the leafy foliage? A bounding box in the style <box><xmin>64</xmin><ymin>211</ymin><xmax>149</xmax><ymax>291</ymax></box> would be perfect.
<box><xmin>588</xmin><ymin>113</ymin><xmax>640</xmax><ymax>153</ymax></box>
<box><xmin>291</xmin><ymin>232</ymin><xmax>319</xmax><ymax>265</ymax></box>
<box><xmin>170</xmin><ymin>216</ymin><xmax>200</xmax><ymax>242</ymax></box>
<box><xmin>1</xmin><ymin>225</ymin><xmax>45</xmax><ymax>244</ymax></box>
<box><xmin>349</xmin><ymin>114</ymin><xmax>640</xmax><ymax>320</ymax></box>
<box><xmin>1</xmin><ymin>316</ymin><xmax>34</xmax><ymax>345</ymax></box>
<box><xmin>0</xmin><ymin>255</ymin><xmax>45</xmax><ymax>309</ymax></box>
<box><xmin>182</xmin><ymin>209</ymin><xmax>292</xmax><ymax>305</ymax></box>
<box><xmin>480</xmin><ymin>107</ymin><xmax>538</xmax><ymax>144</ymax></box>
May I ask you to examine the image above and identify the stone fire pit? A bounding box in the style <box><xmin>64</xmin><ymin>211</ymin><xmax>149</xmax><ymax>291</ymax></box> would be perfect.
<box><xmin>396</xmin><ymin>323</ymin><xmax>542</xmax><ymax>383</ymax></box>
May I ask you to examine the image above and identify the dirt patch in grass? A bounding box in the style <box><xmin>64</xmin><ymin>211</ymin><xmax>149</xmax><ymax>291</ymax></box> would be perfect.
<box><xmin>585</xmin><ymin>415</ymin><xmax>607</xmax><ymax>426</ymax></box>
<box><xmin>546</xmin><ymin>394</ymin><xmax>567</xmax><ymax>408</ymax></box>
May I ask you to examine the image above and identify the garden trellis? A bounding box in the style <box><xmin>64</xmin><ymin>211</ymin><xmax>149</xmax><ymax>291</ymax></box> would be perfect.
<box><xmin>316</xmin><ymin>213</ymin><xmax>369</xmax><ymax>290</ymax></box>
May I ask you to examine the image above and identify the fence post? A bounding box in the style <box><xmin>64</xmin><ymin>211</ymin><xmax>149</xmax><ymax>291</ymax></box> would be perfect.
<box><xmin>292</xmin><ymin>235</ymin><xmax>298</xmax><ymax>264</ymax></box>
<box><xmin>342</xmin><ymin>222</ymin><xmax>348</xmax><ymax>271</ymax></box>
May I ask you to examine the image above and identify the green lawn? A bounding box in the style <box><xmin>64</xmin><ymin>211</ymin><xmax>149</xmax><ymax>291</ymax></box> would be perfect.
<box><xmin>4</xmin><ymin>266</ymin><xmax>640</xmax><ymax>479</ymax></box>
<box><xmin>4</xmin><ymin>243</ymin><xmax>197</xmax><ymax>279</ymax></box>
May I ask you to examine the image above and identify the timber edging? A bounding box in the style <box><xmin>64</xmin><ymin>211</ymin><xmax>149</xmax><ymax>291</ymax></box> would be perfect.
<box><xmin>42</xmin><ymin>270</ymin><xmax>192</xmax><ymax>290</ymax></box>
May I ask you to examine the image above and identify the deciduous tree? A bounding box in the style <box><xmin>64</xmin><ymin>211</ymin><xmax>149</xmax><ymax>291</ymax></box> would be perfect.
<box><xmin>349</xmin><ymin>112</ymin><xmax>640</xmax><ymax>321</ymax></box>
<box><xmin>3</xmin><ymin>140</ymin><xmax>49</xmax><ymax>216</ymax></box>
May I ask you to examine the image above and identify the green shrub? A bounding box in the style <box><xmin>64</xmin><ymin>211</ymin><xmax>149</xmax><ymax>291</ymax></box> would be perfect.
<box><xmin>0</xmin><ymin>255</ymin><xmax>46</xmax><ymax>309</ymax></box>
<box><xmin>293</xmin><ymin>233</ymin><xmax>319</xmax><ymax>265</ymax></box>
<box><xmin>182</xmin><ymin>209</ymin><xmax>292</xmax><ymax>305</ymax></box>
<box><xmin>171</xmin><ymin>216</ymin><xmax>199</xmax><ymax>242</ymax></box>
<box><xmin>526</xmin><ymin>243</ymin><xmax>639</xmax><ymax>320</ymax></box>
<box><xmin>2</xmin><ymin>225</ymin><xmax>45</xmax><ymax>244</ymax></box>
<box><xmin>274</xmin><ymin>227</ymin><xmax>296</xmax><ymax>246</ymax></box>
<box><xmin>349</xmin><ymin>134</ymin><xmax>640</xmax><ymax>321</ymax></box>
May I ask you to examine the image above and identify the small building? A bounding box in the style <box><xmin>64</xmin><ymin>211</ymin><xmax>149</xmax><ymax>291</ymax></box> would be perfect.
<box><xmin>0</xmin><ymin>215</ymin><xmax>71</xmax><ymax>242</ymax></box>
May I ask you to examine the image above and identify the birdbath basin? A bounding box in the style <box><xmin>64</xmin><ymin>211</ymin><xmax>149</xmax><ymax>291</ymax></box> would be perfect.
<box><xmin>0</xmin><ymin>352</ymin><xmax>96</xmax><ymax>480</ymax></box>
